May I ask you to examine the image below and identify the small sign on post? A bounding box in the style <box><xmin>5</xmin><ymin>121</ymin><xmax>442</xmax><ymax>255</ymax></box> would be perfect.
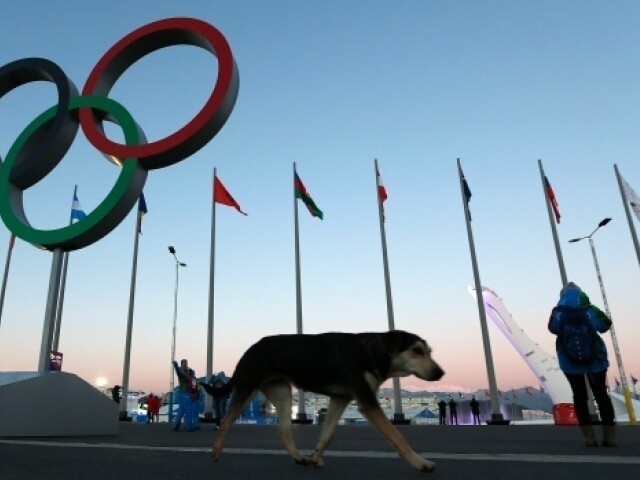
<box><xmin>49</xmin><ymin>351</ymin><xmax>63</xmax><ymax>371</ymax></box>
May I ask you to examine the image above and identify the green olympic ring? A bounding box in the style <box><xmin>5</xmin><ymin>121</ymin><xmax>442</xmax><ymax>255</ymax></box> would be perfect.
<box><xmin>0</xmin><ymin>95</ymin><xmax>147</xmax><ymax>251</ymax></box>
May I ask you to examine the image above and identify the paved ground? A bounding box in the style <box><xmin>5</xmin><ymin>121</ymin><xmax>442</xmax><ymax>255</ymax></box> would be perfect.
<box><xmin>1</xmin><ymin>422</ymin><xmax>639</xmax><ymax>479</ymax></box>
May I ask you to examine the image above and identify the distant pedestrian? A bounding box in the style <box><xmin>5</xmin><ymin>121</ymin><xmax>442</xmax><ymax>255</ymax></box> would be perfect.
<box><xmin>469</xmin><ymin>395</ymin><xmax>481</xmax><ymax>425</ymax></box>
<box><xmin>437</xmin><ymin>399</ymin><xmax>447</xmax><ymax>425</ymax></box>
<box><xmin>111</xmin><ymin>385</ymin><xmax>121</xmax><ymax>404</ymax></box>
<box><xmin>548</xmin><ymin>282</ymin><xmax>616</xmax><ymax>447</ymax></box>
<box><xmin>448</xmin><ymin>398</ymin><xmax>458</xmax><ymax>425</ymax></box>
<box><xmin>208</xmin><ymin>372</ymin><xmax>230</xmax><ymax>428</ymax></box>
<box><xmin>147</xmin><ymin>394</ymin><xmax>160</xmax><ymax>423</ymax></box>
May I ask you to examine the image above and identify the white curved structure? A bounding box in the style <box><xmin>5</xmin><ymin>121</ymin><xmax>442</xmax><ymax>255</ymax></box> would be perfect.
<box><xmin>468</xmin><ymin>286</ymin><xmax>573</xmax><ymax>405</ymax></box>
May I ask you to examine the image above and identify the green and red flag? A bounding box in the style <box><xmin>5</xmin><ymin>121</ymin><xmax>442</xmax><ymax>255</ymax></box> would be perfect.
<box><xmin>294</xmin><ymin>172</ymin><xmax>323</xmax><ymax>219</ymax></box>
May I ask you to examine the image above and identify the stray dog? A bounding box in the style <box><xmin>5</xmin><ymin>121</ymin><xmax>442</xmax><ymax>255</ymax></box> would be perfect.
<box><xmin>201</xmin><ymin>330</ymin><xmax>444</xmax><ymax>472</ymax></box>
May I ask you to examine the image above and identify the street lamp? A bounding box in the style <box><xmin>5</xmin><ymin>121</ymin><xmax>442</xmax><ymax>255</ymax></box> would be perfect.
<box><xmin>569</xmin><ymin>218</ymin><xmax>637</xmax><ymax>425</ymax></box>
<box><xmin>168</xmin><ymin>246</ymin><xmax>187</xmax><ymax>423</ymax></box>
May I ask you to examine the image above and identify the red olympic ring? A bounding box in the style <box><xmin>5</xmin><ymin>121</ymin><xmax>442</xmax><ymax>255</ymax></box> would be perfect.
<box><xmin>80</xmin><ymin>17</ymin><xmax>239</xmax><ymax>170</ymax></box>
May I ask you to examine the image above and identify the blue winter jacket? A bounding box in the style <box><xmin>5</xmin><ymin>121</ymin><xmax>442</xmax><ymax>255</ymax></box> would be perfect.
<box><xmin>548</xmin><ymin>286</ymin><xmax>611</xmax><ymax>374</ymax></box>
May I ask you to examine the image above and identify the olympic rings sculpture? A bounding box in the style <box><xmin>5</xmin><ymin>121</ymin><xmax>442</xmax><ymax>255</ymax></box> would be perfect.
<box><xmin>0</xmin><ymin>17</ymin><xmax>239</xmax><ymax>251</ymax></box>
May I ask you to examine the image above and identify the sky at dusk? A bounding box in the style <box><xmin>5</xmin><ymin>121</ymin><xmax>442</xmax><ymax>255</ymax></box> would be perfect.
<box><xmin>1</xmin><ymin>1</ymin><xmax>639</xmax><ymax>397</ymax></box>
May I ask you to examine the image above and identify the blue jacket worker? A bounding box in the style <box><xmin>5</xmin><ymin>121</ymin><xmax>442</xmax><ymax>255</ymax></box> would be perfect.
<box><xmin>548</xmin><ymin>282</ymin><xmax>616</xmax><ymax>447</ymax></box>
<box><xmin>172</xmin><ymin>359</ymin><xmax>200</xmax><ymax>432</ymax></box>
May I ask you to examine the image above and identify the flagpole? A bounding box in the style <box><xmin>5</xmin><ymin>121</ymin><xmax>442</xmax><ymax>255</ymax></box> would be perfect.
<box><xmin>293</xmin><ymin>162</ymin><xmax>308</xmax><ymax>422</ymax></box>
<box><xmin>612</xmin><ymin>164</ymin><xmax>640</xmax><ymax>422</ymax></box>
<box><xmin>587</xmin><ymin>235</ymin><xmax>637</xmax><ymax>425</ymax></box>
<box><xmin>614</xmin><ymin>164</ymin><xmax>640</xmax><ymax>269</ymax></box>
<box><xmin>542</xmin><ymin>160</ymin><xmax>601</xmax><ymax>420</ymax></box>
<box><xmin>205</xmin><ymin>168</ymin><xmax>217</xmax><ymax>421</ymax></box>
<box><xmin>457</xmin><ymin>158</ymin><xmax>505</xmax><ymax>424</ymax></box>
<box><xmin>119</xmin><ymin>195</ymin><xmax>143</xmax><ymax>420</ymax></box>
<box><xmin>374</xmin><ymin>159</ymin><xmax>404</xmax><ymax>423</ymax></box>
<box><xmin>0</xmin><ymin>234</ymin><xmax>15</xmax><ymax>330</ymax></box>
<box><xmin>538</xmin><ymin>160</ymin><xmax>568</xmax><ymax>287</ymax></box>
<box><xmin>38</xmin><ymin>249</ymin><xmax>64</xmax><ymax>372</ymax></box>
<box><xmin>52</xmin><ymin>185</ymin><xmax>78</xmax><ymax>352</ymax></box>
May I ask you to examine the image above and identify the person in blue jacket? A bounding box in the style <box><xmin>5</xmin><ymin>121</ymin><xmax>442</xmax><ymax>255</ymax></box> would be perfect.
<box><xmin>209</xmin><ymin>372</ymin><xmax>230</xmax><ymax>428</ymax></box>
<box><xmin>172</xmin><ymin>359</ymin><xmax>200</xmax><ymax>432</ymax></box>
<box><xmin>548</xmin><ymin>282</ymin><xmax>616</xmax><ymax>447</ymax></box>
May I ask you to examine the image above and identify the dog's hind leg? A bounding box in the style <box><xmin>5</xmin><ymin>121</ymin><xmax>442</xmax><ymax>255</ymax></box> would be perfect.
<box><xmin>212</xmin><ymin>389</ymin><xmax>254</xmax><ymax>461</ymax></box>
<box><xmin>359</xmin><ymin>404</ymin><xmax>436</xmax><ymax>473</ymax></box>
<box><xmin>262</xmin><ymin>382</ymin><xmax>311</xmax><ymax>466</ymax></box>
<box><xmin>308</xmin><ymin>396</ymin><xmax>350</xmax><ymax>468</ymax></box>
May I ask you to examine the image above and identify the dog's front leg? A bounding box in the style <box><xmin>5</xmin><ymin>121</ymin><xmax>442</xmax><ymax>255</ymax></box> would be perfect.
<box><xmin>359</xmin><ymin>405</ymin><xmax>436</xmax><ymax>473</ymax></box>
<box><xmin>212</xmin><ymin>394</ymin><xmax>253</xmax><ymax>461</ymax></box>
<box><xmin>262</xmin><ymin>383</ymin><xmax>312</xmax><ymax>465</ymax></box>
<box><xmin>309</xmin><ymin>397</ymin><xmax>350</xmax><ymax>467</ymax></box>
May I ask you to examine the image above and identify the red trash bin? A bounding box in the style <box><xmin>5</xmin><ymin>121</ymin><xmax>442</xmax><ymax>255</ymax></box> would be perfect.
<box><xmin>552</xmin><ymin>403</ymin><xmax>578</xmax><ymax>425</ymax></box>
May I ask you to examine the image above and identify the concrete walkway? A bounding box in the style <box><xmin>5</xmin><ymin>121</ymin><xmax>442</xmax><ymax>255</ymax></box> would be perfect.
<box><xmin>1</xmin><ymin>422</ymin><xmax>638</xmax><ymax>479</ymax></box>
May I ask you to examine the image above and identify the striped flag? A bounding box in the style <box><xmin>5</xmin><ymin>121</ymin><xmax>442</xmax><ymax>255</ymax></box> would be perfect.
<box><xmin>214</xmin><ymin>175</ymin><xmax>247</xmax><ymax>215</ymax></box>
<box><xmin>462</xmin><ymin>171</ymin><xmax>472</xmax><ymax>221</ymax></box>
<box><xmin>621</xmin><ymin>175</ymin><xmax>640</xmax><ymax>222</ymax></box>
<box><xmin>137</xmin><ymin>193</ymin><xmax>148</xmax><ymax>234</ymax></box>
<box><xmin>543</xmin><ymin>176</ymin><xmax>561</xmax><ymax>224</ymax></box>
<box><xmin>71</xmin><ymin>192</ymin><xmax>86</xmax><ymax>222</ymax></box>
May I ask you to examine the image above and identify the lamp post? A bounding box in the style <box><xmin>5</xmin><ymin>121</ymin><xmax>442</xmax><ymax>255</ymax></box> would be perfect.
<box><xmin>168</xmin><ymin>246</ymin><xmax>187</xmax><ymax>423</ymax></box>
<box><xmin>569</xmin><ymin>218</ymin><xmax>637</xmax><ymax>425</ymax></box>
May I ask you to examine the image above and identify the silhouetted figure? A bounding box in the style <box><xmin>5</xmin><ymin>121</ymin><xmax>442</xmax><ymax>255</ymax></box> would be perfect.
<box><xmin>111</xmin><ymin>385</ymin><xmax>121</xmax><ymax>404</ymax></box>
<box><xmin>469</xmin><ymin>395</ymin><xmax>481</xmax><ymax>425</ymax></box>
<box><xmin>437</xmin><ymin>399</ymin><xmax>447</xmax><ymax>425</ymax></box>
<box><xmin>448</xmin><ymin>398</ymin><xmax>458</xmax><ymax>425</ymax></box>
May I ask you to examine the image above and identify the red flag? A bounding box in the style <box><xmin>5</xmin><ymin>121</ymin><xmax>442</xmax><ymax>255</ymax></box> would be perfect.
<box><xmin>376</xmin><ymin>165</ymin><xmax>388</xmax><ymax>221</ymax></box>
<box><xmin>214</xmin><ymin>176</ymin><xmax>247</xmax><ymax>215</ymax></box>
<box><xmin>376</xmin><ymin>166</ymin><xmax>388</xmax><ymax>203</ymax></box>
<box><xmin>544</xmin><ymin>176</ymin><xmax>561</xmax><ymax>224</ymax></box>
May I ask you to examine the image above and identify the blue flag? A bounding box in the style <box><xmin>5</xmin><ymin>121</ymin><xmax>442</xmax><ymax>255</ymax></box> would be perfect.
<box><xmin>137</xmin><ymin>192</ymin><xmax>148</xmax><ymax>234</ymax></box>
<box><xmin>71</xmin><ymin>192</ymin><xmax>86</xmax><ymax>222</ymax></box>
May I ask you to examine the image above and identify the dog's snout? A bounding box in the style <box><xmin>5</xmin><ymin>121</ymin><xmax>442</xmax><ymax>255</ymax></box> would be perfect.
<box><xmin>429</xmin><ymin>364</ymin><xmax>445</xmax><ymax>381</ymax></box>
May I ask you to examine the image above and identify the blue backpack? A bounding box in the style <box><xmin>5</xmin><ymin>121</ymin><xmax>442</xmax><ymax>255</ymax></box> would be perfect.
<box><xmin>558</xmin><ymin>307</ymin><xmax>599</xmax><ymax>364</ymax></box>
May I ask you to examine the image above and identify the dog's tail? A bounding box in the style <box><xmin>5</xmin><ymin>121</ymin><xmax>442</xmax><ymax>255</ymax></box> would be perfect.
<box><xmin>200</xmin><ymin>378</ymin><xmax>234</xmax><ymax>398</ymax></box>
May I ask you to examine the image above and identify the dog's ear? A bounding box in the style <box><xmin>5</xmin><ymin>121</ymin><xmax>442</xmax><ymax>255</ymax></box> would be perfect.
<box><xmin>382</xmin><ymin>330</ymin><xmax>421</xmax><ymax>354</ymax></box>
